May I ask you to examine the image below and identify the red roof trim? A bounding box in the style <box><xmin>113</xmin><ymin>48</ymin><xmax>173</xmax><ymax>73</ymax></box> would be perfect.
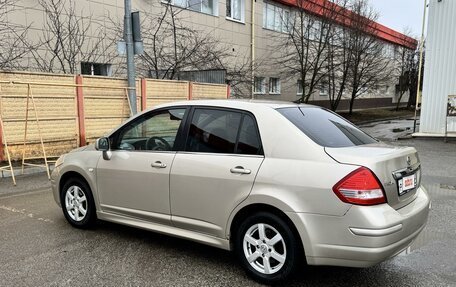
<box><xmin>273</xmin><ymin>0</ymin><xmax>418</xmax><ymax>50</ymax></box>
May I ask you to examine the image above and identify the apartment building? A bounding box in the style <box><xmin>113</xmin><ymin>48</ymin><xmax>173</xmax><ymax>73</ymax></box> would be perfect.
<box><xmin>3</xmin><ymin>0</ymin><xmax>416</xmax><ymax>107</ymax></box>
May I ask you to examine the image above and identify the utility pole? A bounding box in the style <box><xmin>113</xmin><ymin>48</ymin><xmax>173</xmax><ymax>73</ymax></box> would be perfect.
<box><xmin>250</xmin><ymin>0</ymin><xmax>255</xmax><ymax>99</ymax></box>
<box><xmin>413</xmin><ymin>0</ymin><xmax>427</xmax><ymax>133</ymax></box>
<box><xmin>124</xmin><ymin>0</ymin><xmax>137</xmax><ymax>115</ymax></box>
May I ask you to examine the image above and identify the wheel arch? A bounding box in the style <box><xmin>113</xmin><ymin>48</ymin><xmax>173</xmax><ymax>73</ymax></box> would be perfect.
<box><xmin>59</xmin><ymin>170</ymin><xmax>98</xmax><ymax>228</ymax></box>
<box><xmin>58</xmin><ymin>170</ymin><xmax>99</xmax><ymax>209</ymax></box>
<box><xmin>228</xmin><ymin>203</ymin><xmax>307</xmax><ymax>258</ymax></box>
<box><xmin>59</xmin><ymin>171</ymin><xmax>91</xmax><ymax>194</ymax></box>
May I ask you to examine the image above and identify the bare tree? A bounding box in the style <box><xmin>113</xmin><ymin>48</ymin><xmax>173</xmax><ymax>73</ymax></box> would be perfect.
<box><xmin>345</xmin><ymin>0</ymin><xmax>391</xmax><ymax>114</ymax></box>
<box><xmin>274</xmin><ymin>0</ymin><xmax>339</xmax><ymax>103</ymax></box>
<box><xmin>0</xmin><ymin>0</ymin><xmax>32</xmax><ymax>70</ymax></box>
<box><xmin>221</xmin><ymin>55</ymin><xmax>260</xmax><ymax>98</ymax></box>
<box><xmin>392</xmin><ymin>29</ymin><xmax>419</xmax><ymax>110</ymax></box>
<box><xmin>140</xmin><ymin>4</ymin><xmax>230</xmax><ymax>79</ymax></box>
<box><xmin>109</xmin><ymin>3</ymin><xmax>251</xmax><ymax>96</ymax></box>
<box><xmin>325</xmin><ymin>0</ymin><xmax>353</xmax><ymax>111</ymax></box>
<box><xmin>407</xmin><ymin>41</ymin><xmax>424</xmax><ymax>109</ymax></box>
<box><xmin>327</xmin><ymin>23</ymin><xmax>353</xmax><ymax>111</ymax></box>
<box><xmin>31</xmin><ymin>0</ymin><xmax>114</xmax><ymax>74</ymax></box>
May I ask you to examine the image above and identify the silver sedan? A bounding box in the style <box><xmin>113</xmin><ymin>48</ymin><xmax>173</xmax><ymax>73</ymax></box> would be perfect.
<box><xmin>51</xmin><ymin>100</ymin><xmax>430</xmax><ymax>284</ymax></box>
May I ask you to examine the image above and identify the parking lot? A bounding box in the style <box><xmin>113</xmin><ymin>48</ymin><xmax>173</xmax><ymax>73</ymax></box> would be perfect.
<box><xmin>0</xmin><ymin>120</ymin><xmax>455</xmax><ymax>286</ymax></box>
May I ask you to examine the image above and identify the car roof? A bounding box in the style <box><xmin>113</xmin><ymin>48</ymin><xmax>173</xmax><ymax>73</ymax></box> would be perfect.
<box><xmin>153</xmin><ymin>99</ymin><xmax>313</xmax><ymax>110</ymax></box>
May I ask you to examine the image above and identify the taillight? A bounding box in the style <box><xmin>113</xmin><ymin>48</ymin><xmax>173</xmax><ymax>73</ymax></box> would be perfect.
<box><xmin>333</xmin><ymin>167</ymin><xmax>386</xmax><ymax>206</ymax></box>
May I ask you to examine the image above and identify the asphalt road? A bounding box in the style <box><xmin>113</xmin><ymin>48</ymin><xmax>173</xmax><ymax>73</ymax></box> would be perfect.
<box><xmin>0</xmin><ymin>137</ymin><xmax>455</xmax><ymax>286</ymax></box>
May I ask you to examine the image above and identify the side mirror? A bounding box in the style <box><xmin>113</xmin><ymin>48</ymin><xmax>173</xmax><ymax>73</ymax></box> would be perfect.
<box><xmin>95</xmin><ymin>137</ymin><xmax>110</xmax><ymax>151</ymax></box>
<box><xmin>95</xmin><ymin>137</ymin><xmax>112</xmax><ymax>160</ymax></box>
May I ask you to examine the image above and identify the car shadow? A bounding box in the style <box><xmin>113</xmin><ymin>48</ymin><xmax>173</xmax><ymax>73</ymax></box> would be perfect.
<box><xmin>84</xmin><ymin>220</ymin><xmax>421</xmax><ymax>287</ymax></box>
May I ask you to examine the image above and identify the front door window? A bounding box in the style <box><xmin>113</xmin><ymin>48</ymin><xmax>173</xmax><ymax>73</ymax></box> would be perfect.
<box><xmin>114</xmin><ymin>109</ymin><xmax>186</xmax><ymax>151</ymax></box>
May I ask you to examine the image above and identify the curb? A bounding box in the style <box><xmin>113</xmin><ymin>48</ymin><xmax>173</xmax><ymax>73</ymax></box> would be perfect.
<box><xmin>0</xmin><ymin>165</ymin><xmax>54</xmax><ymax>178</ymax></box>
<box><xmin>0</xmin><ymin>188</ymin><xmax>51</xmax><ymax>199</ymax></box>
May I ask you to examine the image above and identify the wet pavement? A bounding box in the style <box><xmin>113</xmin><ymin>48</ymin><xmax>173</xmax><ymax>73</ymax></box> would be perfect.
<box><xmin>359</xmin><ymin>118</ymin><xmax>417</xmax><ymax>141</ymax></box>
<box><xmin>1</xmin><ymin>182</ymin><xmax>455</xmax><ymax>287</ymax></box>
<box><xmin>0</xmin><ymin>119</ymin><xmax>455</xmax><ymax>286</ymax></box>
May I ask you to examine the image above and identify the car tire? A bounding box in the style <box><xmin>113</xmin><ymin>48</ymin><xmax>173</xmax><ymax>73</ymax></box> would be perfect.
<box><xmin>234</xmin><ymin>212</ymin><xmax>302</xmax><ymax>284</ymax></box>
<box><xmin>60</xmin><ymin>177</ymin><xmax>97</xmax><ymax>228</ymax></box>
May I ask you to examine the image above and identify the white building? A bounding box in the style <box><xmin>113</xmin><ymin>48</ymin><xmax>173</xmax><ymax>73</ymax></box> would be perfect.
<box><xmin>420</xmin><ymin>0</ymin><xmax>456</xmax><ymax>136</ymax></box>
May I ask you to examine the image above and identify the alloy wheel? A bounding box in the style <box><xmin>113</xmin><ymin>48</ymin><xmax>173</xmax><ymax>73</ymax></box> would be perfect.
<box><xmin>242</xmin><ymin>223</ymin><xmax>287</xmax><ymax>275</ymax></box>
<box><xmin>64</xmin><ymin>185</ymin><xmax>88</xmax><ymax>222</ymax></box>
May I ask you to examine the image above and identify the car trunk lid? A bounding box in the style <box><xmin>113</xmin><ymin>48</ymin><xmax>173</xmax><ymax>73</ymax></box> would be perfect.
<box><xmin>325</xmin><ymin>143</ymin><xmax>421</xmax><ymax>210</ymax></box>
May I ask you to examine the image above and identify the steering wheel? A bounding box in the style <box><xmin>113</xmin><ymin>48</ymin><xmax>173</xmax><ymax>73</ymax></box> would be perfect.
<box><xmin>119</xmin><ymin>142</ymin><xmax>135</xmax><ymax>151</ymax></box>
<box><xmin>145</xmin><ymin>136</ymin><xmax>172</xmax><ymax>151</ymax></box>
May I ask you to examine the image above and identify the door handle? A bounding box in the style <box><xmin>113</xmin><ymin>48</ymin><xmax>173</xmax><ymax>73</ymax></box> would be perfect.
<box><xmin>151</xmin><ymin>161</ymin><xmax>167</xmax><ymax>168</ymax></box>
<box><xmin>230</xmin><ymin>166</ymin><xmax>251</xmax><ymax>175</ymax></box>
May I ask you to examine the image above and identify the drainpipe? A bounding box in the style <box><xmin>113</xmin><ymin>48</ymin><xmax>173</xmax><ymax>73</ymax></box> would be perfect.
<box><xmin>251</xmin><ymin>0</ymin><xmax>255</xmax><ymax>99</ymax></box>
<box><xmin>414</xmin><ymin>0</ymin><xmax>427</xmax><ymax>133</ymax></box>
<box><xmin>124</xmin><ymin>0</ymin><xmax>137</xmax><ymax>115</ymax></box>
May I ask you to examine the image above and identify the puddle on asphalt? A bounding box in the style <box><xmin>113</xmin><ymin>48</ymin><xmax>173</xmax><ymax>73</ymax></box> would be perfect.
<box><xmin>398</xmin><ymin>184</ymin><xmax>455</xmax><ymax>255</ymax></box>
<box><xmin>440</xmin><ymin>184</ymin><xmax>456</xmax><ymax>190</ymax></box>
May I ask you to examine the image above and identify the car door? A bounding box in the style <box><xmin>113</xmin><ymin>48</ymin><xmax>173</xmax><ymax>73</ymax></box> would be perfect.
<box><xmin>170</xmin><ymin>107</ymin><xmax>264</xmax><ymax>238</ymax></box>
<box><xmin>97</xmin><ymin>108</ymin><xmax>187</xmax><ymax>225</ymax></box>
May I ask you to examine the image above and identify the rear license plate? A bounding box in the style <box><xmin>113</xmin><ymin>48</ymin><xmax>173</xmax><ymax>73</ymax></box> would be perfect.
<box><xmin>398</xmin><ymin>173</ymin><xmax>417</xmax><ymax>196</ymax></box>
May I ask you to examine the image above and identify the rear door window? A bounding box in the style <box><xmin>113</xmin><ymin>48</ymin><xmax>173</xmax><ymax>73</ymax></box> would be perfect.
<box><xmin>186</xmin><ymin>108</ymin><xmax>263</xmax><ymax>155</ymax></box>
<box><xmin>236</xmin><ymin>114</ymin><xmax>262</xmax><ymax>155</ymax></box>
<box><xmin>187</xmin><ymin>108</ymin><xmax>242</xmax><ymax>154</ymax></box>
<box><xmin>277</xmin><ymin>107</ymin><xmax>376</xmax><ymax>147</ymax></box>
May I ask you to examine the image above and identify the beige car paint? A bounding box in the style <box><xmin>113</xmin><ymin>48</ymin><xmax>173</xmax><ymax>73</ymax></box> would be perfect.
<box><xmin>51</xmin><ymin>100</ymin><xmax>430</xmax><ymax>268</ymax></box>
<box><xmin>170</xmin><ymin>152</ymin><xmax>264</xmax><ymax>238</ymax></box>
<box><xmin>97</xmin><ymin>150</ymin><xmax>175</xmax><ymax>225</ymax></box>
<box><xmin>297</xmin><ymin>186</ymin><xmax>430</xmax><ymax>267</ymax></box>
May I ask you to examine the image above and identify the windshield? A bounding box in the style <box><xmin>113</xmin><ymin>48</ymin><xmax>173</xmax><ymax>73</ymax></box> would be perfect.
<box><xmin>277</xmin><ymin>107</ymin><xmax>377</xmax><ymax>148</ymax></box>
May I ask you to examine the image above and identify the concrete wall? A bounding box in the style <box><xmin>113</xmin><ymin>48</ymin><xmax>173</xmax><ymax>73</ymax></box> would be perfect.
<box><xmin>0</xmin><ymin>71</ymin><xmax>228</xmax><ymax>161</ymax></box>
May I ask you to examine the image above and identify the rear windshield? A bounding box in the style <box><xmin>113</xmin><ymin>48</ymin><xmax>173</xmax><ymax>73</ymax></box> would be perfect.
<box><xmin>277</xmin><ymin>107</ymin><xmax>377</xmax><ymax>147</ymax></box>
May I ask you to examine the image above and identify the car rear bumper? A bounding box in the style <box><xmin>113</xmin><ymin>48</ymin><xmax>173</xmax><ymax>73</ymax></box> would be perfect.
<box><xmin>288</xmin><ymin>186</ymin><xmax>430</xmax><ymax>268</ymax></box>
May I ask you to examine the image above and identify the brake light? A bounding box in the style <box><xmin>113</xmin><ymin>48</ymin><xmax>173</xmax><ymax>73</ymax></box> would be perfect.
<box><xmin>333</xmin><ymin>167</ymin><xmax>386</xmax><ymax>206</ymax></box>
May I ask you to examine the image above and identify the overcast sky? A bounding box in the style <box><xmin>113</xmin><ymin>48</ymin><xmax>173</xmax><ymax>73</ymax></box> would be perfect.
<box><xmin>370</xmin><ymin>0</ymin><xmax>427</xmax><ymax>38</ymax></box>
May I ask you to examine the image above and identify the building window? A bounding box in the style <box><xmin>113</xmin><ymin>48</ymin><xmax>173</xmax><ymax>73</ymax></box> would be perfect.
<box><xmin>297</xmin><ymin>80</ymin><xmax>303</xmax><ymax>95</ymax></box>
<box><xmin>81</xmin><ymin>62</ymin><xmax>112</xmax><ymax>76</ymax></box>
<box><xmin>165</xmin><ymin>0</ymin><xmax>217</xmax><ymax>16</ymax></box>
<box><xmin>226</xmin><ymin>0</ymin><xmax>244</xmax><ymax>22</ymax></box>
<box><xmin>319</xmin><ymin>83</ymin><xmax>328</xmax><ymax>96</ymax></box>
<box><xmin>383</xmin><ymin>43</ymin><xmax>397</xmax><ymax>59</ymax></box>
<box><xmin>269</xmin><ymin>77</ymin><xmax>281</xmax><ymax>94</ymax></box>
<box><xmin>309</xmin><ymin>20</ymin><xmax>321</xmax><ymax>41</ymax></box>
<box><xmin>254</xmin><ymin>77</ymin><xmax>266</xmax><ymax>94</ymax></box>
<box><xmin>383</xmin><ymin>85</ymin><xmax>389</xmax><ymax>94</ymax></box>
<box><xmin>263</xmin><ymin>2</ymin><xmax>289</xmax><ymax>33</ymax></box>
